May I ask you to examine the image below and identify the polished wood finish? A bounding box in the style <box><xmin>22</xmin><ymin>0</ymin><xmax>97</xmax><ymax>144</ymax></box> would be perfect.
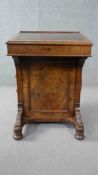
<box><xmin>7</xmin><ymin>31</ymin><xmax>92</xmax><ymax>57</ymax></box>
<box><xmin>6</xmin><ymin>31</ymin><xmax>93</xmax><ymax>140</ymax></box>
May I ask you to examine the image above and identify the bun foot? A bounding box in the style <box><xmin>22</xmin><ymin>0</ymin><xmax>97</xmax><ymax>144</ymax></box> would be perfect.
<box><xmin>13</xmin><ymin>124</ymin><xmax>23</xmax><ymax>140</ymax></box>
<box><xmin>13</xmin><ymin>133</ymin><xmax>23</xmax><ymax>140</ymax></box>
<box><xmin>75</xmin><ymin>133</ymin><xmax>84</xmax><ymax>140</ymax></box>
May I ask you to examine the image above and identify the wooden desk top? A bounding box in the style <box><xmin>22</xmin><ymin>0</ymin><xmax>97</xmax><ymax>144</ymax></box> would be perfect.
<box><xmin>7</xmin><ymin>31</ymin><xmax>92</xmax><ymax>45</ymax></box>
<box><xmin>6</xmin><ymin>31</ymin><xmax>93</xmax><ymax>57</ymax></box>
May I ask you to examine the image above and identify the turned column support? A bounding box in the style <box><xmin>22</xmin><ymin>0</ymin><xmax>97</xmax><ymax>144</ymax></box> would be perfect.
<box><xmin>13</xmin><ymin>57</ymin><xmax>24</xmax><ymax>140</ymax></box>
<box><xmin>75</xmin><ymin>105</ymin><xmax>84</xmax><ymax>140</ymax></box>
<box><xmin>13</xmin><ymin>102</ymin><xmax>23</xmax><ymax>140</ymax></box>
<box><xmin>74</xmin><ymin>58</ymin><xmax>86</xmax><ymax>140</ymax></box>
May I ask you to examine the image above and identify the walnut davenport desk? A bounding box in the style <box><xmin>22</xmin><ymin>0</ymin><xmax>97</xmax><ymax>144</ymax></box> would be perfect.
<box><xmin>6</xmin><ymin>31</ymin><xmax>93</xmax><ymax>140</ymax></box>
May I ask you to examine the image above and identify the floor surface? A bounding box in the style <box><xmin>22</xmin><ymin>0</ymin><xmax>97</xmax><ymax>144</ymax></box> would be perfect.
<box><xmin>0</xmin><ymin>87</ymin><xmax>98</xmax><ymax>175</ymax></box>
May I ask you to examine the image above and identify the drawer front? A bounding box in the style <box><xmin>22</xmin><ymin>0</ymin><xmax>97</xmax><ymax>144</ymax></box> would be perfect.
<box><xmin>7</xmin><ymin>44</ymin><xmax>92</xmax><ymax>56</ymax></box>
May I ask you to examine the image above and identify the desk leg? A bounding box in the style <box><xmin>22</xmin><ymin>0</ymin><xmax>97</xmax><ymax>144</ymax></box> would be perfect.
<box><xmin>13</xmin><ymin>57</ymin><xmax>23</xmax><ymax>140</ymax></box>
<box><xmin>75</xmin><ymin>107</ymin><xmax>84</xmax><ymax>140</ymax></box>
<box><xmin>13</xmin><ymin>103</ymin><xmax>23</xmax><ymax>140</ymax></box>
<box><xmin>74</xmin><ymin>58</ymin><xmax>85</xmax><ymax>140</ymax></box>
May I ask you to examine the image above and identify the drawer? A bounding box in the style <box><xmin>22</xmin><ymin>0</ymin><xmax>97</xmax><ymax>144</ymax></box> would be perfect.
<box><xmin>7</xmin><ymin>44</ymin><xmax>92</xmax><ymax>57</ymax></box>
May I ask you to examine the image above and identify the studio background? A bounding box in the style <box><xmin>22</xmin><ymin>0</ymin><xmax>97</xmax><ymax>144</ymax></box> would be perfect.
<box><xmin>0</xmin><ymin>0</ymin><xmax>98</xmax><ymax>87</ymax></box>
<box><xmin>0</xmin><ymin>1</ymin><xmax>98</xmax><ymax>175</ymax></box>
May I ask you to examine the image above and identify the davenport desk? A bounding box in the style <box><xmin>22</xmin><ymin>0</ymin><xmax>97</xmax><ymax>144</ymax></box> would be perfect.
<box><xmin>6</xmin><ymin>31</ymin><xmax>93</xmax><ymax>140</ymax></box>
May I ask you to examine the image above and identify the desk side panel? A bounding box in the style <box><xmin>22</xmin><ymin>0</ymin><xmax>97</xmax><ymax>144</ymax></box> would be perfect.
<box><xmin>20</xmin><ymin>59</ymin><xmax>77</xmax><ymax>122</ymax></box>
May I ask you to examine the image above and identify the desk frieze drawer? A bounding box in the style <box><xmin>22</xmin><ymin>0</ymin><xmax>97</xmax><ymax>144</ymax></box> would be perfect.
<box><xmin>7</xmin><ymin>44</ymin><xmax>91</xmax><ymax>56</ymax></box>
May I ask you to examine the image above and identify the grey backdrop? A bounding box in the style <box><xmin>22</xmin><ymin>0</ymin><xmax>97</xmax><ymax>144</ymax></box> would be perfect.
<box><xmin>0</xmin><ymin>0</ymin><xmax>98</xmax><ymax>87</ymax></box>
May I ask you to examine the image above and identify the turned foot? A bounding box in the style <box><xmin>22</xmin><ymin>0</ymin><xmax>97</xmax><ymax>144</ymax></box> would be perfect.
<box><xmin>13</xmin><ymin>122</ymin><xmax>23</xmax><ymax>140</ymax></box>
<box><xmin>75</xmin><ymin>123</ymin><xmax>84</xmax><ymax>140</ymax></box>
<box><xmin>13</xmin><ymin>102</ymin><xmax>23</xmax><ymax>140</ymax></box>
<box><xmin>75</xmin><ymin>108</ymin><xmax>85</xmax><ymax>140</ymax></box>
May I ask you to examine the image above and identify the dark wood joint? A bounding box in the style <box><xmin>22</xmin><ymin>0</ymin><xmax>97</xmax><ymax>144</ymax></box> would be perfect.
<box><xmin>12</xmin><ymin>56</ymin><xmax>21</xmax><ymax>65</ymax></box>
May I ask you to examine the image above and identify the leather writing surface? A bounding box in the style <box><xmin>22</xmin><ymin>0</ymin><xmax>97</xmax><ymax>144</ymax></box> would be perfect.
<box><xmin>14</xmin><ymin>32</ymin><xmax>86</xmax><ymax>41</ymax></box>
<box><xmin>8</xmin><ymin>31</ymin><xmax>92</xmax><ymax>45</ymax></box>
